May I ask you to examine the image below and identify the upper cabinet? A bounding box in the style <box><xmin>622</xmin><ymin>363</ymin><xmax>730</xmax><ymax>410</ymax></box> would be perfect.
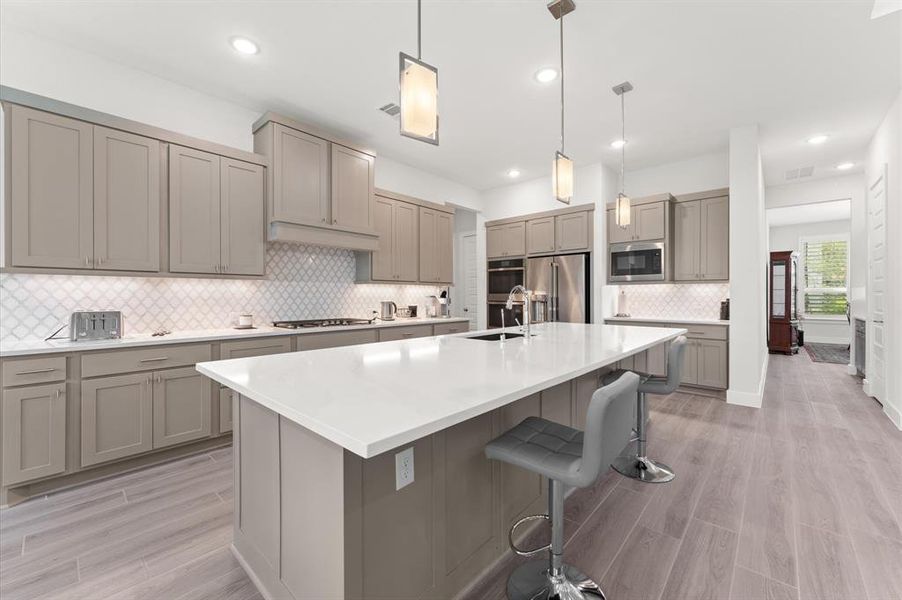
<box><xmin>673</xmin><ymin>193</ymin><xmax>729</xmax><ymax>281</ymax></box>
<box><xmin>607</xmin><ymin>198</ymin><xmax>666</xmax><ymax>244</ymax></box>
<box><xmin>254</xmin><ymin>113</ymin><xmax>378</xmax><ymax>252</ymax></box>
<box><xmin>419</xmin><ymin>207</ymin><xmax>453</xmax><ymax>283</ymax></box>
<box><xmin>489</xmin><ymin>206</ymin><xmax>593</xmax><ymax>258</ymax></box>
<box><xmin>3</xmin><ymin>90</ymin><xmax>268</xmax><ymax>278</ymax></box>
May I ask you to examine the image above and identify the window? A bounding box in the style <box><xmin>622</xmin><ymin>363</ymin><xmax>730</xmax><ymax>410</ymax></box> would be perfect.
<box><xmin>801</xmin><ymin>236</ymin><xmax>848</xmax><ymax>317</ymax></box>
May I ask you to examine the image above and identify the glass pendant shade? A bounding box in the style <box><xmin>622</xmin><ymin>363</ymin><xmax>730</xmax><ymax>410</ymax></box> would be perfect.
<box><xmin>615</xmin><ymin>192</ymin><xmax>631</xmax><ymax>227</ymax></box>
<box><xmin>552</xmin><ymin>151</ymin><xmax>573</xmax><ymax>204</ymax></box>
<box><xmin>399</xmin><ymin>53</ymin><xmax>439</xmax><ymax>145</ymax></box>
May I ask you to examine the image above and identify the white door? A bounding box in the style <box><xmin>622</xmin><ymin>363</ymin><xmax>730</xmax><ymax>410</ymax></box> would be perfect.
<box><xmin>866</xmin><ymin>166</ymin><xmax>887</xmax><ymax>404</ymax></box>
<box><xmin>462</xmin><ymin>233</ymin><xmax>479</xmax><ymax>330</ymax></box>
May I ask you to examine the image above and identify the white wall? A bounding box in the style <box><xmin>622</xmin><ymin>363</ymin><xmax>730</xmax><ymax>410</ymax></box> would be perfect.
<box><xmin>728</xmin><ymin>125</ymin><xmax>768</xmax><ymax>408</ymax></box>
<box><xmin>769</xmin><ymin>219</ymin><xmax>852</xmax><ymax>344</ymax></box>
<box><xmin>865</xmin><ymin>90</ymin><xmax>902</xmax><ymax>429</ymax></box>
<box><xmin>479</xmin><ymin>161</ymin><xmax>619</xmax><ymax>322</ymax></box>
<box><xmin>621</xmin><ymin>151</ymin><xmax>730</xmax><ymax>198</ymax></box>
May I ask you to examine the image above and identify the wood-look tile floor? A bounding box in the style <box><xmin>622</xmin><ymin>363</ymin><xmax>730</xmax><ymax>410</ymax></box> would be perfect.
<box><xmin>1</xmin><ymin>351</ymin><xmax>899</xmax><ymax>600</ymax></box>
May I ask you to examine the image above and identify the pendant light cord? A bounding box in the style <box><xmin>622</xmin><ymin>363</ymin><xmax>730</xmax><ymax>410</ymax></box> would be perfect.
<box><xmin>620</xmin><ymin>91</ymin><xmax>625</xmax><ymax>193</ymax></box>
<box><xmin>560</xmin><ymin>13</ymin><xmax>565</xmax><ymax>154</ymax></box>
<box><xmin>417</xmin><ymin>0</ymin><xmax>422</xmax><ymax>59</ymax></box>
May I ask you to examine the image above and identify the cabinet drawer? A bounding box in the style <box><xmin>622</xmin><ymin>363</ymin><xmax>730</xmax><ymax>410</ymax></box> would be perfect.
<box><xmin>673</xmin><ymin>324</ymin><xmax>727</xmax><ymax>341</ymax></box>
<box><xmin>378</xmin><ymin>325</ymin><xmax>434</xmax><ymax>342</ymax></box>
<box><xmin>297</xmin><ymin>329</ymin><xmax>379</xmax><ymax>351</ymax></box>
<box><xmin>220</xmin><ymin>337</ymin><xmax>291</xmax><ymax>360</ymax></box>
<box><xmin>433</xmin><ymin>322</ymin><xmax>470</xmax><ymax>336</ymax></box>
<box><xmin>81</xmin><ymin>344</ymin><xmax>213</xmax><ymax>378</ymax></box>
<box><xmin>2</xmin><ymin>356</ymin><xmax>67</xmax><ymax>387</ymax></box>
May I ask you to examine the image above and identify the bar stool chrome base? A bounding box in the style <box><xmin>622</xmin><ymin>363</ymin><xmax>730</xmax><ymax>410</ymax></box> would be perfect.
<box><xmin>611</xmin><ymin>454</ymin><xmax>675</xmax><ymax>483</ymax></box>
<box><xmin>507</xmin><ymin>560</ymin><xmax>605</xmax><ymax>600</ymax></box>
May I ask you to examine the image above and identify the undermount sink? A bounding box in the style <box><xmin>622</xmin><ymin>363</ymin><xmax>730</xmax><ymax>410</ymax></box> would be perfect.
<box><xmin>466</xmin><ymin>332</ymin><xmax>524</xmax><ymax>341</ymax></box>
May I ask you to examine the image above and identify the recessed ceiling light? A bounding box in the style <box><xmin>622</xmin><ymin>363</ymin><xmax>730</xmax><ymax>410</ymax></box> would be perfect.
<box><xmin>534</xmin><ymin>68</ymin><xmax>559</xmax><ymax>84</ymax></box>
<box><xmin>610</xmin><ymin>139</ymin><xmax>626</xmax><ymax>149</ymax></box>
<box><xmin>806</xmin><ymin>135</ymin><xmax>829</xmax><ymax>145</ymax></box>
<box><xmin>836</xmin><ymin>162</ymin><xmax>855</xmax><ymax>170</ymax></box>
<box><xmin>507</xmin><ymin>168</ymin><xmax>521</xmax><ymax>178</ymax></box>
<box><xmin>230</xmin><ymin>37</ymin><xmax>259</xmax><ymax>55</ymax></box>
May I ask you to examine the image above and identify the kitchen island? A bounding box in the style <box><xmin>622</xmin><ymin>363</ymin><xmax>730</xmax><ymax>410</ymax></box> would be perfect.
<box><xmin>196</xmin><ymin>322</ymin><xmax>685</xmax><ymax>600</ymax></box>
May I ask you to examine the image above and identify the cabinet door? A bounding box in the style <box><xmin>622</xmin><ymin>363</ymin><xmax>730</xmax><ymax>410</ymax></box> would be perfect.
<box><xmin>370</xmin><ymin>196</ymin><xmax>395</xmax><ymax>281</ymax></box>
<box><xmin>219</xmin><ymin>387</ymin><xmax>232</xmax><ymax>434</ymax></box>
<box><xmin>331</xmin><ymin>144</ymin><xmax>375</xmax><ymax>230</ymax></box>
<box><xmin>220</xmin><ymin>158</ymin><xmax>265</xmax><ymax>275</ymax></box>
<box><xmin>81</xmin><ymin>374</ymin><xmax>152</xmax><ymax>467</ymax></box>
<box><xmin>169</xmin><ymin>145</ymin><xmax>221</xmax><ymax>274</ymax></box>
<box><xmin>700</xmin><ymin>196</ymin><xmax>729</xmax><ymax>280</ymax></box>
<box><xmin>2</xmin><ymin>383</ymin><xmax>66</xmax><ymax>486</ymax></box>
<box><xmin>436</xmin><ymin>211</ymin><xmax>454</xmax><ymax>283</ymax></box>
<box><xmin>680</xmin><ymin>341</ymin><xmax>699</xmax><ymax>385</ymax></box>
<box><xmin>272</xmin><ymin>124</ymin><xmax>329</xmax><ymax>225</ymax></box>
<box><xmin>500</xmin><ymin>394</ymin><xmax>543</xmax><ymax>533</ymax></box>
<box><xmin>486</xmin><ymin>225</ymin><xmax>506</xmax><ymax>258</ymax></box>
<box><xmin>503</xmin><ymin>222</ymin><xmax>526</xmax><ymax>256</ymax></box>
<box><xmin>673</xmin><ymin>200</ymin><xmax>701</xmax><ymax>281</ymax></box>
<box><xmin>697</xmin><ymin>340</ymin><xmax>727</xmax><ymax>388</ymax></box>
<box><xmin>607</xmin><ymin>209</ymin><xmax>633</xmax><ymax>244</ymax></box>
<box><xmin>646</xmin><ymin>342</ymin><xmax>669</xmax><ymax>377</ymax></box>
<box><xmin>395</xmin><ymin>201</ymin><xmax>420</xmax><ymax>282</ymax></box>
<box><xmin>93</xmin><ymin>127</ymin><xmax>160</xmax><ymax>272</ymax></box>
<box><xmin>419</xmin><ymin>207</ymin><xmax>438</xmax><ymax>282</ymax></box>
<box><xmin>526</xmin><ymin>217</ymin><xmax>555</xmax><ymax>254</ymax></box>
<box><xmin>634</xmin><ymin>202</ymin><xmax>665</xmax><ymax>241</ymax></box>
<box><xmin>555</xmin><ymin>212</ymin><xmax>589</xmax><ymax>251</ymax></box>
<box><xmin>10</xmin><ymin>105</ymin><xmax>94</xmax><ymax>269</ymax></box>
<box><xmin>153</xmin><ymin>366</ymin><xmax>212</xmax><ymax>448</ymax></box>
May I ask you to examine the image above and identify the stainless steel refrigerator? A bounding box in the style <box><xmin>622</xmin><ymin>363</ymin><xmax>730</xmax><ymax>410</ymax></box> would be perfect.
<box><xmin>527</xmin><ymin>253</ymin><xmax>590</xmax><ymax>323</ymax></box>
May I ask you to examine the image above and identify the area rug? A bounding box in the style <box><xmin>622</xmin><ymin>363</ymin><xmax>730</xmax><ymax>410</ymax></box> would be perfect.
<box><xmin>804</xmin><ymin>342</ymin><xmax>850</xmax><ymax>365</ymax></box>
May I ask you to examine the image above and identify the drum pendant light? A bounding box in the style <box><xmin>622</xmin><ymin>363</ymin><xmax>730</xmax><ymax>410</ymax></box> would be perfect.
<box><xmin>399</xmin><ymin>0</ymin><xmax>439</xmax><ymax>145</ymax></box>
<box><xmin>548</xmin><ymin>0</ymin><xmax>575</xmax><ymax>204</ymax></box>
<box><xmin>613</xmin><ymin>81</ymin><xmax>633</xmax><ymax>227</ymax></box>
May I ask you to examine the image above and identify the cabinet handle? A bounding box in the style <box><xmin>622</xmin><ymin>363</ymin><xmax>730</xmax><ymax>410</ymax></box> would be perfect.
<box><xmin>56</xmin><ymin>388</ymin><xmax>64</xmax><ymax>399</ymax></box>
<box><xmin>139</xmin><ymin>356</ymin><xmax>169</xmax><ymax>363</ymax></box>
<box><xmin>84</xmin><ymin>256</ymin><xmax>90</xmax><ymax>267</ymax></box>
<box><xmin>333</xmin><ymin>219</ymin><xmax>338</xmax><ymax>224</ymax></box>
<box><xmin>155</xmin><ymin>374</ymin><xmax>163</xmax><ymax>383</ymax></box>
<box><xmin>223</xmin><ymin>264</ymin><xmax>229</xmax><ymax>273</ymax></box>
<box><xmin>402</xmin><ymin>333</ymin><xmax>413</xmax><ymax>338</ymax></box>
<box><xmin>147</xmin><ymin>375</ymin><xmax>152</xmax><ymax>384</ymax></box>
<box><xmin>15</xmin><ymin>367</ymin><xmax>57</xmax><ymax>375</ymax></box>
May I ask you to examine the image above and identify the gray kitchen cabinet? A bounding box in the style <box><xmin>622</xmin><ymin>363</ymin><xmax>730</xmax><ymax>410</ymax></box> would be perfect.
<box><xmin>487</xmin><ymin>222</ymin><xmax>526</xmax><ymax>258</ymax></box>
<box><xmin>419</xmin><ymin>207</ymin><xmax>454</xmax><ymax>283</ymax></box>
<box><xmin>634</xmin><ymin>202</ymin><xmax>666</xmax><ymax>241</ymax></box>
<box><xmin>153</xmin><ymin>366</ymin><xmax>212</xmax><ymax>448</ymax></box>
<box><xmin>645</xmin><ymin>342</ymin><xmax>668</xmax><ymax>377</ymax></box>
<box><xmin>10</xmin><ymin>105</ymin><xmax>94</xmax><ymax>269</ymax></box>
<box><xmin>700</xmin><ymin>196</ymin><xmax>729</xmax><ymax>280</ymax></box>
<box><xmin>433</xmin><ymin>321</ymin><xmax>469</xmax><ymax>336</ymax></box>
<box><xmin>697</xmin><ymin>340</ymin><xmax>728</xmax><ymax>388</ymax></box>
<box><xmin>368</xmin><ymin>196</ymin><xmax>419</xmax><ymax>282</ymax></box>
<box><xmin>270</xmin><ymin>123</ymin><xmax>330</xmax><ymax>226</ymax></box>
<box><xmin>607</xmin><ymin>210</ymin><xmax>633</xmax><ymax>244</ymax></box>
<box><xmin>169</xmin><ymin>145</ymin><xmax>221</xmax><ymax>274</ymax></box>
<box><xmin>216</xmin><ymin>337</ymin><xmax>291</xmax><ymax>434</ymax></box>
<box><xmin>526</xmin><ymin>217</ymin><xmax>556</xmax><ymax>254</ymax></box>
<box><xmin>673</xmin><ymin>196</ymin><xmax>729</xmax><ymax>281</ymax></box>
<box><xmin>93</xmin><ymin>126</ymin><xmax>160</xmax><ymax>272</ymax></box>
<box><xmin>331</xmin><ymin>144</ymin><xmax>375</xmax><ymax>231</ymax></box>
<box><xmin>219</xmin><ymin>387</ymin><xmax>233</xmax><ymax>435</ymax></box>
<box><xmin>297</xmin><ymin>329</ymin><xmax>379</xmax><ymax>351</ymax></box>
<box><xmin>220</xmin><ymin>158</ymin><xmax>265</xmax><ymax>276</ymax></box>
<box><xmin>673</xmin><ymin>200</ymin><xmax>701</xmax><ymax>280</ymax></box>
<box><xmin>81</xmin><ymin>373</ymin><xmax>153</xmax><ymax>467</ymax></box>
<box><xmin>2</xmin><ymin>383</ymin><xmax>67</xmax><ymax>486</ymax></box>
<box><xmin>555</xmin><ymin>211</ymin><xmax>590</xmax><ymax>251</ymax></box>
<box><xmin>679</xmin><ymin>341</ymin><xmax>699</xmax><ymax>386</ymax></box>
<box><xmin>500</xmin><ymin>393</ymin><xmax>543</xmax><ymax>536</ymax></box>
<box><xmin>370</xmin><ymin>196</ymin><xmax>394</xmax><ymax>281</ymax></box>
<box><xmin>378</xmin><ymin>325</ymin><xmax>434</xmax><ymax>342</ymax></box>
<box><xmin>540</xmin><ymin>381</ymin><xmax>572</xmax><ymax>427</ymax></box>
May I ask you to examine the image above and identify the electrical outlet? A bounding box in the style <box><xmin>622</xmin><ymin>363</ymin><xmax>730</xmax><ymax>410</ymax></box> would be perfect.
<box><xmin>395</xmin><ymin>447</ymin><xmax>414</xmax><ymax>490</ymax></box>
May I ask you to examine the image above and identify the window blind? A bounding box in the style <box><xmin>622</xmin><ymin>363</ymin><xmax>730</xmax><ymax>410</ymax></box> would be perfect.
<box><xmin>802</xmin><ymin>239</ymin><xmax>848</xmax><ymax>316</ymax></box>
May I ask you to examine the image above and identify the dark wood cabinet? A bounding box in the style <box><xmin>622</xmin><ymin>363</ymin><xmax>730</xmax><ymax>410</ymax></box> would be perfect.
<box><xmin>768</xmin><ymin>250</ymin><xmax>799</xmax><ymax>354</ymax></box>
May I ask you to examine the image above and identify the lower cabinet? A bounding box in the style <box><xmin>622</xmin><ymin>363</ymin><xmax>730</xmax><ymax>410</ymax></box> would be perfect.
<box><xmin>2</xmin><ymin>383</ymin><xmax>67</xmax><ymax>486</ymax></box>
<box><xmin>378</xmin><ymin>324</ymin><xmax>434</xmax><ymax>342</ymax></box>
<box><xmin>432</xmin><ymin>321</ymin><xmax>470</xmax><ymax>336</ymax></box>
<box><xmin>680</xmin><ymin>339</ymin><xmax>727</xmax><ymax>389</ymax></box>
<box><xmin>153</xmin><ymin>367</ymin><xmax>211</xmax><ymax>448</ymax></box>
<box><xmin>219</xmin><ymin>387</ymin><xmax>233</xmax><ymax>434</ymax></box>
<box><xmin>81</xmin><ymin>373</ymin><xmax>153</xmax><ymax>467</ymax></box>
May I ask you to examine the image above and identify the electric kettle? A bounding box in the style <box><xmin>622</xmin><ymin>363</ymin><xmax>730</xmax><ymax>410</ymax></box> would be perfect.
<box><xmin>380</xmin><ymin>301</ymin><xmax>398</xmax><ymax>321</ymax></box>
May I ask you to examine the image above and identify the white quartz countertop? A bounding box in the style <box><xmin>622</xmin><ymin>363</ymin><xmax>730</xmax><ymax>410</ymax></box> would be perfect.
<box><xmin>604</xmin><ymin>316</ymin><xmax>729</xmax><ymax>327</ymax></box>
<box><xmin>196</xmin><ymin>322</ymin><xmax>687</xmax><ymax>458</ymax></box>
<box><xmin>0</xmin><ymin>317</ymin><xmax>469</xmax><ymax>358</ymax></box>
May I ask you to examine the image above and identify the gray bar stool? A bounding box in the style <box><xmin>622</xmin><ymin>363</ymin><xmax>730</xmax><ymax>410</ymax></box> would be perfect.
<box><xmin>604</xmin><ymin>335</ymin><xmax>687</xmax><ymax>483</ymax></box>
<box><xmin>484</xmin><ymin>371</ymin><xmax>640</xmax><ymax>600</ymax></box>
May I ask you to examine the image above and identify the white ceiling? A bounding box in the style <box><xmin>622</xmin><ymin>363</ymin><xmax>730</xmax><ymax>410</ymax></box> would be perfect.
<box><xmin>1</xmin><ymin>1</ymin><xmax>899</xmax><ymax>190</ymax></box>
<box><xmin>767</xmin><ymin>199</ymin><xmax>851</xmax><ymax>227</ymax></box>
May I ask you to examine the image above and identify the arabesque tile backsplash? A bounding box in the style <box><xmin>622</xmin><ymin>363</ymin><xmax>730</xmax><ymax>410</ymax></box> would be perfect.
<box><xmin>0</xmin><ymin>243</ymin><xmax>442</xmax><ymax>342</ymax></box>
<box><xmin>613</xmin><ymin>283</ymin><xmax>730</xmax><ymax>320</ymax></box>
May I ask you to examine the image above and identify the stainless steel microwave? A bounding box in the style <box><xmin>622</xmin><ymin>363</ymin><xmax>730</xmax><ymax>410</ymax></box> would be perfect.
<box><xmin>609</xmin><ymin>241</ymin><xmax>666</xmax><ymax>282</ymax></box>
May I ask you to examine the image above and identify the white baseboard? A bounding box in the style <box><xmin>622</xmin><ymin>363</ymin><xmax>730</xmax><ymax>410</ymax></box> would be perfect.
<box><xmin>804</xmin><ymin>336</ymin><xmax>851</xmax><ymax>345</ymax></box>
<box><xmin>846</xmin><ymin>364</ymin><xmax>857</xmax><ymax>375</ymax></box>
<box><xmin>863</xmin><ymin>378</ymin><xmax>871</xmax><ymax>395</ymax></box>
<box><xmin>727</xmin><ymin>355</ymin><xmax>768</xmax><ymax>408</ymax></box>
<box><xmin>884</xmin><ymin>403</ymin><xmax>902</xmax><ymax>431</ymax></box>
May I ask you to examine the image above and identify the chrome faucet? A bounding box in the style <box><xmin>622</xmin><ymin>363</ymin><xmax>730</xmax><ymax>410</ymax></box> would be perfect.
<box><xmin>506</xmin><ymin>285</ymin><xmax>532</xmax><ymax>338</ymax></box>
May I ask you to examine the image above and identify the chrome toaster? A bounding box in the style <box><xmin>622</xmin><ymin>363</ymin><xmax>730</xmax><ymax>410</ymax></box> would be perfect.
<box><xmin>70</xmin><ymin>311</ymin><xmax>123</xmax><ymax>341</ymax></box>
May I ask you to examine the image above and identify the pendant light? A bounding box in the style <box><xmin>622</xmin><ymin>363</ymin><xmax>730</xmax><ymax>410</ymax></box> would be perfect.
<box><xmin>613</xmin><ymin>81</ymin><xmax>633</xmax><ymax>228</ymax></box>
<box><xmin>549</xmin><ymin>0</ymin><xmax>575</xmax><ymax>204</ymax></box>
<box><xmin>399</xmin><ymin>0</ymin><xmax>439</xmax><ymax>145</ymax></box>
